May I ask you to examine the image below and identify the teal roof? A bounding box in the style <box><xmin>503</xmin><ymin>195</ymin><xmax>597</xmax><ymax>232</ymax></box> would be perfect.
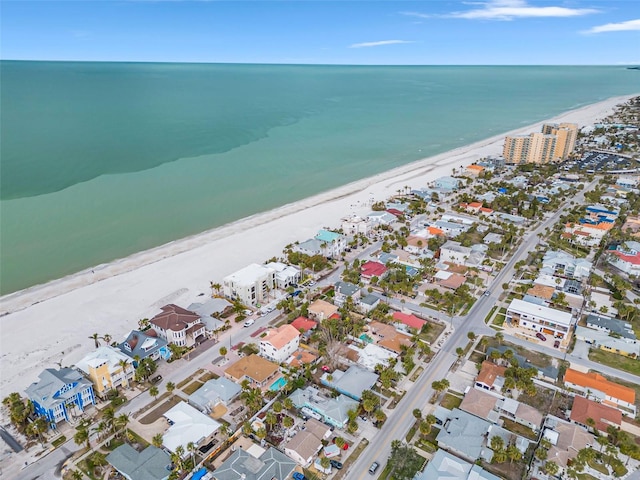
<box><xmin>315</xmin><ymin>229</ymin><xmax>343</xmax><ymax>243</ymax></box>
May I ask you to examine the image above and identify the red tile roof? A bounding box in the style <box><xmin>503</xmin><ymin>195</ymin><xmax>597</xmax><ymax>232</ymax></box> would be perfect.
<box><xmin>564</xmin><ymin>369</ymin><xmax>635</xmax><ymax>404</ymax></box>
<box><xmin>386</xmin><ymin>209</ymin><xmax>404</xmax><ymax>217</ymax></box>
<box><xmin>150</xmin><ymin>304</ymin><xmax>200</xmax><ymax>332</ymax></box>
<box><xmin>361</xmin><ymin>261</ymin><xmax>388</xmax><ymax>278</ymax></box>
<box><xmin>476</xmin><ymin>361</ymin><xmax>506</xmax><ymax>388</ymax></box>
<box><xmin>570</xmin><ymin>396</ymin><xmax>622</xmax><ymax>432</ymax></box>
<box><xmin>291</xmin><ymin>316</ymin><xmax>318</xmax><ymax>332</ymax></box>
<box><xmin>612</xmin><ymin>251</ymin><xmax>640</xmax><ymax>265</ymax></box>
<box><xmin>392</xmin><ymin>312</ymin><xmax>426</xmax><ymax>330</ymax></box>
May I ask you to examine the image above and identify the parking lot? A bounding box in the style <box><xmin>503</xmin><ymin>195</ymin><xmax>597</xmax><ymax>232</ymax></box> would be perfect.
<box><xmin>575</xmin><ymin>150</ymin><xmax>634</xmax><ymax>172</ymax></box>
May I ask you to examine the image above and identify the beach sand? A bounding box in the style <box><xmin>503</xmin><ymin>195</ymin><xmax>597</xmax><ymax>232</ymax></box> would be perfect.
<box><xmin>0</xmin><ymin>94</ymin><xmax>634</xmax><ymax>397</ymax></box>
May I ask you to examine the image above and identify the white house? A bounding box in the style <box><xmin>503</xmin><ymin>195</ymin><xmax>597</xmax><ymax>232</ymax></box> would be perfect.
<box><xmin>149</xmin><ymin>304</ymin><xmax>206</xmax><ymax>348</ymax></box>
<box><xmin>163</xmin><ymin>402</ymin><xmax>221</xmax><ymax>456</ymax></box>
<box><xmin>265</xmin><ymin>262</ymin><xmax>301</xmax><ymax>289</ymax></box>
<box><xmin>506</xmin><ymin>298</ymin><xmax>573</xmax><ymax>339</ymax></box>
<box><xmin>564</xmin><ymin>369</ymin><xmax>636</xmax><ymax>417</ymax></box>
<box><xmin>541</xmin><ymin>250</ymin><xmax>592</xmax><ymax>280</ymax></box>
<box><xmin>342</xmin><ymin>215</ymin><xmax>371</xmax><ymax>236</ymax></box>
<box><xmin>315</xmin><ymin>229</ymin><xmax>347</xmax><ymax>258</ymax></box>
<box><xmin>334</xmin><ymin>281</ymin><xmax>361</xmax><ymax>307</ymax></box>
<box><xmin>259</xmin><ymin>324</ymin><xmax>301</xmax><ymax>364</ymax></box>
<box><xmin>608</xmin><ymin>241</ymin><xmax>640</xmax><ymax>276</ymax></box>
<box><xmin>223</xmin><ymin>263</ymin><xmax>276</xmax><ymax>306</ymax></box>
<box><xmin>367</xmin><ymin>211</ymin><xmax>397</xmax><ymax>226</ymax></box>
<box><xmin>439</xmin><ymin>240</ymin><xmax>471</xmax><ymax>265</ymax></box>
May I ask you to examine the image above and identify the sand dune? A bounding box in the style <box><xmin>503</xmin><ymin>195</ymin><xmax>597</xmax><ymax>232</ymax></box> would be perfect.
<box><xmin>0</xmin><ymin>94</ymin><xmax>633</xmax><ymax>397</ymax></box>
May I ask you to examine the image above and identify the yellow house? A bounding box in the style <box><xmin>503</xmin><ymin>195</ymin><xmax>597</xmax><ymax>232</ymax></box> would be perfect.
<box><xmin>76</xmin><ymin>346</ymin><xmax>135</xmax><ymax>397</ymax></box>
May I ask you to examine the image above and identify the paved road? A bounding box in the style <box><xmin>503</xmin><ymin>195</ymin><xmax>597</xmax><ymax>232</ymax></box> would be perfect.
<box><xmin>346</xmin><ymin>179</ymin><xmax>599</xmax><ymax>480</ymax></box>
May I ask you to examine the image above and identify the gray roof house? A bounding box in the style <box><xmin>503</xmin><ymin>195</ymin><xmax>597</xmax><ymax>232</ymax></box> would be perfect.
<box><xmin>289</xmin><ymin>386</ymin><xmax>358</xmax><ymax>429</ymax></box>
<box><xmin>585</xmin><ymin>314</ymin><xmax>636</xmax><ymax>340</ymax></box>
<box><xmin>118</xmin><ymin>330</ymin><xmax>171</xmax><ymax>362</ymax></box>
<box><xmin>320</xmin><ymin>365</ymin><xmax>378</xmax><ymax>401</ymax></box>
<box><xmin>106</xmin><ymin>444</ymin><xmax>171</xmax><ymax>480</ymax></box>
<box><xmin>294</xmin><ymin>238</ymin><xmax>325</xmax><ymax>256</ymax></box>
<box><xmin>415</xmin><ymin>449</ymin><xmax>501</xmax><ymax>480</ymax></box>
<box><xmin>212</xmin><ymin>447</ymin><xmax>296</xmax><ymax>480</ymax></box>
<box><xmin>188</xmin><ymin>378</ymin><xmax>242</xmax><ymax>414</ymax></box>
<box><xmin>188</xmin><ymin>297</ymin><xmax>233</xmax><ymax>318</ymax></box>
<box><xmin>334</xmin><ymin>281</ymin><xmax>361</xmax><ymax>307</ymax></box>
<box><xmin>436</xmin><ymin>408</ymin><xmax>493</xmax><ymax>462</ymax></box>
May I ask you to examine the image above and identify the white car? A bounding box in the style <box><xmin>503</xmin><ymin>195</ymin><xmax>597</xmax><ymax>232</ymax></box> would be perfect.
<box><xmin>244</xmin><ymin>319</ymin><xmax>255</xmax><ymax>327</ymax></box>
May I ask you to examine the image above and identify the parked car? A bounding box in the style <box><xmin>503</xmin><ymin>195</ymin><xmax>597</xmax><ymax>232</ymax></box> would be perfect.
<box><xmin>330</xmin><ymin>460</ymin><xmax>343</xmax><ymax>470</ymax></box>
<box><xmin>150</xmin><ymin>375</ymin><xmax>162</xmax><ymax>384</ymax></box>
<box><xmin>369</xmin><ymin>462</ymin><xmax>380</xmax><ymax>474</ymax></box>
<box><xmin>554</xmin><ymin>340</ymin><xmax>560</xmax><ymax>348</ymax></box>
<box><xmin>321</xmin><ymin>365</ymin><xmax>331</xmax><ymax>372</ymax></box>
<box><xmin>292</xmin><ymin>473</ymin><xmax>306</xmax><ymax>480</ymax></box>
<box><xmin>536</xmin><ymin>332</ymin><xmax>547</xmax><ymax>342</ymax></box>
<box><xmin>243</xmin><ymin>309</ymin><xmax>252</xmax><ymax>316</ymax></box>
<box><xmin>244</xmin><ymin>319</ymin><xmax>255</xmax><ymax>327</ymax></box>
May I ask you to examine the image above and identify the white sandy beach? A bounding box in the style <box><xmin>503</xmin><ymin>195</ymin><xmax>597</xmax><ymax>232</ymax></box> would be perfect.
<box><xmin>0</xmin><ymin>94</ymin><xmax>634</xmax><ymax>397</ymax></box>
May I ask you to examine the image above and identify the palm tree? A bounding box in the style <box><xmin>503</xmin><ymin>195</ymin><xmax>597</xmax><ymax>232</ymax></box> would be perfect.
<box><xmin>543</xmin><ymin>461</ymin><xmax>559</xmax><ymax>476</ymax></box>
<box><xmin>117</xmin><ymin>359</ymin><xmax>131</xmax><ymax>388</ymax></box>
<box><xmin>89</xmin><ymin>333</ymin><xmax>100</xmax><ymax>349</ymax></box>
<box><xmin>187</xmin><ymin>441</ymin><xmax>196</xmax><ymax>466</ymax></box>
<box><xmin>152</xmin><ymin>433</ymin><xmax>163</xmax><ymax>448</ymax></box>
<box><xmin>467</xmin><ymin>332</ymin><xmax>476</xmax><ymax>341</ymax></box>
<box><xmin>71</xmin><ymin>470</ymin><xmax>84</xmax><ymax>480</ymax></box>
<box><xmin>265</xmin><ymin>411</ymin><xmax>278</xmax><ymax>431</ymax></box>
<box><xmin>115</xmin><ymin>413</ymin><xmax>129</xmax><ymax>438</ymax></box>
<box><xmin>255</xmin><ymin>427</ymin><xmax>267</xmax><ymax>441</ymax></box>
<box><xmin>490</xmin><ymin>435</ymin><xmax>504</xmax><ymax>452</ymax></box>
<box><xmin>585</xmin><ymin>417</ymin><xmax>596</xmax><ymax>432</ymax></box>
<box><xmin>166</xmin><ymin>382</ymin><xmax>176</xmax><ymax>395</ymax></box>
<box><xmin>283</xmin><ymin>415</ymin><xmax>294</xmax><ymax>432</ymax></box>
<box><xmin>506</xmin><ymin>444</ymin><xmax>521</xmax><ymax>464</ymax></box>
<box><xmin>412</xmin><ymin>408</ymin><xmax>422</xmax><ymax>420</ymax></box>
<box><xmin>149</xmin><ymin>385</ymin><xmax>159</xmax><ymax>400</ymax></box>
<box><xmin>283</xmin><ymin>398</ymin><xmax>293</xmax><ymax>411</ymax></box>
<box><xmin>101</xmin><ymin>333</ymin><xmax>112</xmax><ymax>345</ymax></box>
<box><xmin>219</xmin><ymin>346</ymin><xmax>228</xmax><ymax>359</ymax></box>
<box><xmin>495</xmin><ymin>332</ymin><xmax>503</xmax><ymax>345</ymax></box>
<box><xmin>73</xmin><ymin>419</ymin><xmax>91</xmax><ymax>449</ymax></box>
<box><xmin>272</xmin><ymin>401</ymin><xmax>283</xmax><ymax>414</ymax></box>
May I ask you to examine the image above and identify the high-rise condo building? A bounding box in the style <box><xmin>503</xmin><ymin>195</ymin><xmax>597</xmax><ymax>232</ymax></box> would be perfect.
<box><xmin>503</xmin><ymin>123</ymin><xmax>578</xmax><ymax>165</ymax></box>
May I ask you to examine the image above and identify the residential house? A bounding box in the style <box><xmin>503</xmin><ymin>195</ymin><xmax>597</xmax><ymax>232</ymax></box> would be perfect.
<box><xmin>585</xmin><ymin>314</ymin><xmax>636</xmax><ymax>341</ymax></box>
<box><xmin>541</xmin><ymin>250</ymin><xmax>592</xmax><ymax>280</ymax></box>
<box><xmin>405</xmin><ymin>235</ymin><xmax>430</xmax><ymax>255</ymax></box>
<box><xmin>459</xmin><ymin>388</ymin><xmax>500</xmax><ymax>424</ymax></box>
<box><xmin>320</xmin><ymin>365</ymin><xmax>378</xmax><ymax>401</ymax></box>
<box><xmin>315</xmin><ymin>229</ymin><xmax>347</xmax><ymax>258</ymax></box>
<box><xmin>621</xmin><ymin>215</ymin><xmax>640</xmax><ymax>237</ymax></box>
<box><xmin>25</xmin><ymin>368</ymin><xmax>96</xmax><ymax>428</ymax></box>
<box><xmin>439</xmin><ymin>241</ymin><xmax>471</xmax><ymax>265</ymax></box>
<box><xmin>188</xmin><ymin>298</ymin><xmax>231</xmax><ymax>336</ymax></box>
<box><xmin>224</xmin><ymin>354</ymin><xmax>280</xmax><ymax>390</ymax></box>
<box><xmin>347</xmin><ymin>343</ymin><xmax>397</xmax><ymax>371</ymax></box>
<box><xmin>574</xmin><ymin>326</ymin><xmax>639</xmax><ymax>358</ymax></box>
<box><xmin>495</xmin><ymin>212</ymin><xmax>526</xmax><ymax>225</ymax></box>
<box><xmin>283</xmin><ymin>418</ymin><xmax>331</xmax><ymax>466</ymax></box>
<box><xmin>563</xmin><ymin>368</ymin><xmax>636</xmax><ymax>417</ymax></box>
<box><xmin>75</xmin><ymin>346</ymin><xmax>135</xmax><ymax>398</ymax></box>
<box><xmin>211</xmin><ymin>447</ymin><xmax>296</xmax><ymax>480</ymax></box>
<box><xmin>162</xmin><ymin>402</ymin><xmax>221</xmax><ymax>455</ymax></box>
<box><xmin>609</xmin><ymin>241</ymin><xmax>640</xmax><ymax>276</ymax></box>
<box><xmin>506</xmin><ymin>298</ymin><xmax>573</xmax><ymax>339</ymax></box>
<box><xmin>570</xmin><ymin>396</ymin><xmax>622</xmax><ymax>433</ymax></box>
<box><xmin>475</xmin><ymin>361</ymin><xmax>506</xmax><ymax>393</ymax></box>
<box><xmin>486</xmin><ymin>346</ymin><xmax>559</xmax><ymax>382</ymax></box>
<box><xmin>223</xmin><ymin>263</ymin><xmax>276</xmax><ymax>306</ymax></box>
<box><xmin>433</xmin><ymin>220</ymin><xmax>470</xmax><ymax>237</ymax></box>
<box><xmin>368</xmin><ymin>321</ymin><xmax>413</xmax><ymax>354</ymax></box>
<box><xmin>433</xmin><ymin>176</ymin><xmax>462</xmax><ymax>192</ymax></box>
<box><xmin>118</xmin><ymin>330</ymin><xmax>171</xmax><ymax>363</ymax></box>
<box><xmin>290</xmin><ymin>316</ymin><xmax>318</xmax><ymax>333</ymax></box>
<box><xmin>392</xmin><ymin>312</ymin><xmax>427</xmax><ymax>332</ymax></box>
<box><xmin>188</xmin><ymin>377</ymin><xmax>242</xmax><ymax>414</ymax></box>
<box><xmin>341</xmin><ymin>215</ymin><xmax>371</xmax><ymax>236</ymax></box>
<box><xmin>259</xmin><ymin>324</ymin><xmax>301</xmax><ymax>364</ymax></box>
<box><xmin>434</xmin><ymin>271</ymin><xmax>467</xmax><ymax>290</ymax></box>
<box><xmin>333</xmin><ymin>281</ymin><xmax>361</xmax><ymax>307</ymax></box>
<box><xmin>289</xmin><ymin>386</ymin><xmax>359</xmax><ymax>429</ymax></box>
<box><xmin>149</xmin><ymin>304</ymin><xmax>206</xmax><ymax>348</ymax></box>
<box><xmin>496</xmin><ymin>397</ymin><xmax>544</xmax><ymax>433</ymax></box>
<box><xmin>106</xmin><ymin>444</ymin><xmax>171</xmax><ymax>480</ymax></box>
<box><xmin>367</xmin><ymin>211</ymin><xmax>397</xmax><ymax>226</ymax></box>
<box><xmin>358</xmin><ymin>294</ymin><xmax>380</xmax><ymax>314</ymax></box>
<box><xmin>307</xmin><ymin>299</ymin><xmax>339</xmax><ymax>321</ymax></box>
<box><xmin>265</xmin><ymin>262</ymin><xmax>301</xmax><ymax>289</ymax></box>
<box><xmin>360</xmin><ymin>261</ymin><xmax>388</xmax><ymax>282</ymax></box>
<box><xmin>616</xmin><ymin>176</ymin><xmax>639</xmax><ymax>189</ymax></box>
<box><xmin>543</xmin><ymin>416</ymin><xmax>594</xmax><ymax>471</ymax></box>
<box><xmin>563</xmin><ymin>222</ymin><xmax>611</xmax><ymax>247</ymax></box>
<box><xmin>465</xmin><ymin>165</ymin><xmax>485</xmax><ymax>177</ymax></box>
<box><xmin>294</xmin><ymin>238</ymin><xmax>326</xmax><ymax>256</ymax></box>
<box><xmin>416</xmin><ymin>449</ymin><xmax>501</xmax><ymax>480</ymax></box>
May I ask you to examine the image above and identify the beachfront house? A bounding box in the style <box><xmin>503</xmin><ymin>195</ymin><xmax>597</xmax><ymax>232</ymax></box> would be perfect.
<box><xmin>314</xmin><ymin>229</ymin><xmax>347</xmax><ymax>258</ymax></box>
<box><xmin>341</xmin><ymin>215</ymin><xmax>371</xmax><ymax>236</ymax></box>
<box><xmin>118</xmin><ymin>330</ymin><xmax>171</xmax><ymax>363</ymax></box>
<box><xmin>223</xmin><ymin>263</ymin><xmax>276</xmax><ymax>306</ymax></box>
<box><xmin>259</xmin><ymin>324</ymin><xmax>301</xmax><ymax>364</ymax></box>
<box><xmin>433</xmin><ymin>176</ymin><xmax>462</xmax><ymax>192</ymax></box>
<box><xmin>149</xmin><ymin>304</ymin><xmax>206</xmax><ymax>348</ymax></box>
<box><xmin>26</xmin><ymin>368</ymin><xmax>96</xmax><ymax>429</ymax></box>
<box><xmin>75</xmin><ymin>346</ymin><xmax>135</xmax><ymax>398</ymax></box>
<box><xmin>367</xmin><ymin>211</ymin><xmax>397</xmax><ymax>226</ymax></box>
<box><xmin>265</xmin><ymin>262</ymin><xmax>301</xmax><ymax>289</ymax></box>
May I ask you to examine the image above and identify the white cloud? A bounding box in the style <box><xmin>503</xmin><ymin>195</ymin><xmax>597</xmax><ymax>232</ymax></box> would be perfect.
<box><xmin>349</xmin><ymin>40</ymin><xmax>415</xmax><ymax>49</ymax></box>
<box><xmin>583</xmin><ymin>18</ymin><xmax>640</xmax><ymax>34</ymax></box>
<box><xmin>404</xmin><ymin>0</ymin><xmax>599</xmax><ymax>21</ymax></box>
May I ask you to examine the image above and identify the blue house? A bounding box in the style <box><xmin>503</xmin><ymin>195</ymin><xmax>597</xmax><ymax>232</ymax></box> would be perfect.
<box><xmin>433</xmin><ymin>176</ymin><xmax>461</xmax><ymax>192</ymax></box>
<box><xmin>118</xmin><ymin>330</ymin><xmax>171</xmax><ymax>365</ymax></box>
<box><xmin>25</xmin><ymin>368</ymin><xmax>96</xmax><ymax>429</ymax></box>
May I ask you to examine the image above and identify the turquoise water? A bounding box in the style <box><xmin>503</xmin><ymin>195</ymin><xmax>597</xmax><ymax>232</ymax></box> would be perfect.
<box><xmin>269</xmin><ymin>377</ymin><xmax>288</xmax><ymax>392</ymax></box>
<box><xmin>1</xmin><ymin>62</ymin><xmax>638</xmax><ymax>294</ymax></box>
<box><xmin>360</xmin><ymin>334</ymin><xmax>374</xmax><ymax>343</ymax></box>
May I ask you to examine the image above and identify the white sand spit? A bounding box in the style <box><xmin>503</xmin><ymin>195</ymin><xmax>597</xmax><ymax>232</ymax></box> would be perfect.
<box><xmin>0</xmin><ymin>95</ymin><xmax>634</xmax><ymax>396</ymax></box>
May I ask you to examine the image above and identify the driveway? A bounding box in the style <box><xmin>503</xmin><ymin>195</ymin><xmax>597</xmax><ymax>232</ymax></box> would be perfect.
<box><xmin>572</xmin><ymin>339</ymin><xmax>590</xmax><ymax>360</ymax></box>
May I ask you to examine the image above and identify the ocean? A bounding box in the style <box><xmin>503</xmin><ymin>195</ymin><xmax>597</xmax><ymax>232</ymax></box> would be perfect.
<box><xmin>1</xmin><ymin>62</ymin><xmax>638</xmax><ymax>294</ymax></box>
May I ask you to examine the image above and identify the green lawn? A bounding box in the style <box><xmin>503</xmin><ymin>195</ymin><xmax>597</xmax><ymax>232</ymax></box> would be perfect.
<box><xmin>588</xmin><ymin>458</ymin><xmax>609</xmax><ymax>475</ymax></box>
<box><xmin>492</xmin><ymin>315</ymin><xmax>505</xmax><ymax>326</ymax></box>
<box><xmin>182</xmin><ymin>381</ymin><xmax>204</xmax><ymax>395</ymax></box>
<box><xmin>588</xmin><ymin>348</ymin><xmax>640</xmax><ymax>376</ymax></box>
<box><xmin>484</xmin><ymin>306</ymin><xmax>498</xmax><ymax>324</ymax></box>
<box><xmin>501</xmin><ymin>418</ymin><xmax>537</xmax><ymax>441</ymax></box>
<box><xmin>577</xmin><ymin>473</ymin><xmax>599</xmax><ymax>480</ymax></box>
<box><xmin>440</xmin><ymin>392</ymin><xmax>463</xmax><ymax>410</ymax></box>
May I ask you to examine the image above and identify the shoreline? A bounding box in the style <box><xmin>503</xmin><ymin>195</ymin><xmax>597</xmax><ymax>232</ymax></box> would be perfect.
<box><xmin>0</xmin><ymin>93</ymin><xmax>635</xmax><ymax>396</ymax></box>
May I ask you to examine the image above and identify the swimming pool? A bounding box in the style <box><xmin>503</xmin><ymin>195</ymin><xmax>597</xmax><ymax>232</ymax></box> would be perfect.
<box><xmin>269</xmin><ymin>377</ymin><xmax>288</xmax><ymax>392</ymax></box>
<box><xmin>359</xmin><ymin>334</ymin><xmax>373</xmax><ymax>343</ymax></box>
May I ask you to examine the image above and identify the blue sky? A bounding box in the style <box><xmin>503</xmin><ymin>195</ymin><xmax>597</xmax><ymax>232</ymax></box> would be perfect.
<box><xmin>2</xmin><ymin>1</ymin><xmax>639</xmax><ymax>64</ymax></box>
